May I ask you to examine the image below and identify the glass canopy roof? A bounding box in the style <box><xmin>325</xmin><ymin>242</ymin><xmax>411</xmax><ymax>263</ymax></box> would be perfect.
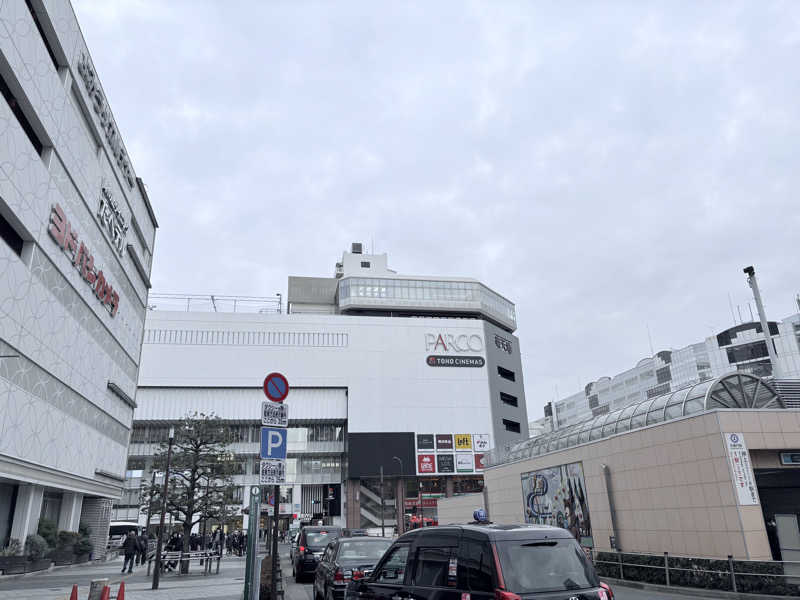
<box><xmin>491</xmin><ymin>373</ymin><xmax>783</xmax><ymax>466</ymax></box>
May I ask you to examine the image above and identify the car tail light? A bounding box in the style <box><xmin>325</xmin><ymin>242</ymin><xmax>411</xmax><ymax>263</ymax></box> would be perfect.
<box><xmin>600</xmin><ymin>582</ymin><xmax>614</xmax><ymax>599</ymax></box>
<box><xmin>334</xmin><ymin>568</ymin><xmax>351</xmax><ymax>582</ymax></box>
<box><xmin>299</xmin><ymin>545</ymin><xmax>305</xmax><ymax>553</ymax></box>
<box><xmin>352</xmin><ymin>570</ymin><xmax>364</xmax><ymax>581</ymax></box>
<box><xmin>494</xmin><ymin>590</ymin><xmax>520</xmax><ymax>600</ymax></box>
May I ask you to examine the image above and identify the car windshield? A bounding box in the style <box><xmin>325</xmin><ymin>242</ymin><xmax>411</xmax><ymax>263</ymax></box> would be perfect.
<box><xmin>337</xmin><ymin>540</ymin><xmax>392</xmax><ymax>561</ymax></box>
<box><xmin>496</xmin><ymin>539</ymin><xmax>599</xmax><ymax>594</ymax></box>
<box><xmin>306</xmin><ymin>531</ymin><xmax>339</xmax><ymax>548</ymax></box>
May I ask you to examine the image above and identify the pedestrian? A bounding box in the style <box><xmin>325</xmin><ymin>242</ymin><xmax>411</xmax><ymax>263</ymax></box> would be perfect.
<box><xmin>190</xmin><ymin>533</ymin><xmax>199</xmax><ymax>551</ymax></box>
<box><xmin>121</xmin><ymin>531</ymin><xmax>138</xmax><ymax>574</ymax></box>
<box><xmin>136</xmin><ymin>531</ymin><xmax>148</xmax><ymax>566</ymax></box>
<box><xmin>165</xmin><ymin>532</ymin><xmax>180</xmax><ymax>572</ymax></box>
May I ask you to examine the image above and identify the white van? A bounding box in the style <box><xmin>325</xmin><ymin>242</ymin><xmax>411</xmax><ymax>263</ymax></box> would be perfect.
<box><xmin>106</xmin><ymin>521</ymin><xmax>141</xmax><ymax>550</ymax></box>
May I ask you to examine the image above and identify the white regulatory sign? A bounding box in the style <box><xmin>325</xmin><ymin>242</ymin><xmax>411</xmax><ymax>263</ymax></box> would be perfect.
<box><xmin>724</xmin><ymin>432</ymin><xmax>759</xmax><ymax>506</ymax></box>
<box><xmin>260</xmin><ymin>459</ymin><xmax>286</xmax><ymax>484</ymax></box>
<box><xmin>262</xmin><ymin>401</ymin><xmax>289</xmax><ymax>427</ymax></box>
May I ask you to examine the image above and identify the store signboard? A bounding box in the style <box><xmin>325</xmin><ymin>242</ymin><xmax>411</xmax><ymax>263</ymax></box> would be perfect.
<box><xmin>437</xmin><ymin>454</ymin><xmax>455</xmax><ymax>473</ymax></box>
<box><xmin>418</xmin><ymin>454</ymin><xmax>436</xmax><ymax>474</ymax></box>
<box><xmin>456</xmin><ymin>454</ymin><xmax>473</xmax><ymax>473</ymax></box>
<box><xmin>474</xmin><ymin>453</ymin><xmax>485</xmax><ymax>471</ymax></box>
<box><xmin>417</xmin><ymin>434</ymin><xmax>435</xmax><ymax>450</ymax></box>
<box><xmin>436</xmin><ymin>435</ymin><xmax>453</xmax><ymax>450</ymax></box>
<box><xmin>724</xmin><ymin>433</ymin><xmax>759</xmax><ymax>506</ymax></box>
<box><xmin>454</xmin><ymin>434</ymin><xmax>472</xmax><ymax>451</ymax></box>
<box><xmin>473</xmin><ymin>434</ymin><xmax>490</xmax><ymax>451</ymax></box>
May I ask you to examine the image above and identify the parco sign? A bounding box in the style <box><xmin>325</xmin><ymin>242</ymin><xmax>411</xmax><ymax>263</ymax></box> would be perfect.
<box><xmin>424</xmin><ymin>333</ymin><xmax>483</xmax><ymax>353</ymax></box>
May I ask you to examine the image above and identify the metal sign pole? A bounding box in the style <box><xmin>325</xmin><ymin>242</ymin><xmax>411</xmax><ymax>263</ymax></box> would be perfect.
<box><xmin>271</xmin><ymin>484</ymin><xmax>280</xmax><ymax>600</ymax></box>
<box><xmin>243</xmin><ymin>486</ymin><xmax>260</xmax><ymax>600</ymax></box>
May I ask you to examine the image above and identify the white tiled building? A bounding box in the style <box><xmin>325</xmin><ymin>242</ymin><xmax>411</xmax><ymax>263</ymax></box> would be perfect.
<box><xmin>0</xmin><ymin>1</ymin><xmax>156</xmax><ymax>555</ymax></box>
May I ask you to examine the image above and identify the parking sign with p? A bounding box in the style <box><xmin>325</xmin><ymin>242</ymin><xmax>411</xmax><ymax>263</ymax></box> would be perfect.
<box><xmin>260</xmin><ymin>427</ymin><xmax>287</xmax><ymax>460</ymax></box>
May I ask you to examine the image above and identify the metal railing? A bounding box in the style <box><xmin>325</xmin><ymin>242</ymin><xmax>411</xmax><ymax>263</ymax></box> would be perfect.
<box><xmin>147</xmin><ymin>293</ymin><xmax>281</xmax><ymax>314</ymax></box>
<box><xmin>592</xmin><ymin>550</ymin><xmax>800</xmax><ymax>597</ymax></box>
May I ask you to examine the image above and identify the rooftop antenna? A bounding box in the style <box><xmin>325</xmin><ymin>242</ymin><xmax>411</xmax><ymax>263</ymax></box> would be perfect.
<box><xmin>727</xmin><ymin>292</ymin><xmax>737</xmax><ymax>325</ymax></box>
<box><xmin>646</xmin><ymin>323</ymin><xmax>655</xmax><ymax>356</ymax></box>
<box><xmin>737</xmin><ymin>305</ymin><xmax>743</xmax><ymax>323</ymax></box>
<box><xmin>796</xmin><ymin>294</ymin><xmax>800</xmax><ymax>312</ymax></box>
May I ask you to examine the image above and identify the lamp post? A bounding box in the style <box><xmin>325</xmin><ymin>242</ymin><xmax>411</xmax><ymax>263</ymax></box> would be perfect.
<box><xmin>379</xmin><ymin>465</ymin><xmax>385</xmax><ymax>537</ymax></box>
<box><xmin>392</xmin><ymin>457</ymin><xmax>403</xmax><ymax>534</ymax></box>
<box><xmin>152</xmin><ymin>426</ymin><xmax>175</xmax><ymax>590</ymax></box>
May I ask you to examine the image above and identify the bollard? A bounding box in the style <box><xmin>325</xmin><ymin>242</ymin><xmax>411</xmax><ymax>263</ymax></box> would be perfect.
<box><xmin>664</xmin><ymin>552</ymin><xmax>670</xmax><ymax>586</ymax></box>
<box><xmin>618</xmin><ymin>552</ymin><xmax>624</xmax><ymax>580</ymax></box>
<box><xmin>69</xmin><ymin>584</ymin><xmax>78</xmax><ymax>600</ymax></box>
<box><xmin>728</xmin><ymin>555</ymin><xmax>737</xmax><ymax>592</ymax></box>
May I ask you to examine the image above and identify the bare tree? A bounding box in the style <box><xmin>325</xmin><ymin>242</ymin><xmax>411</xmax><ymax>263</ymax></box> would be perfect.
<box><xmin>141</xmin><ymin>412</ymin><xmax>240</xmax><ymax>570</ymax></box>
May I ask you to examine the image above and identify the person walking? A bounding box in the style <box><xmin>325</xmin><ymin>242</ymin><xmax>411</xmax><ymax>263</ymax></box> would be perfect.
<box><xmin>136</xmin><ymin>531</ymin><xmax>148</xmax><ymax>566</ymax></box>
<box><xmin>121</xmin><ymin>531</ymin><xmax>138</xmax><ymax>574</ymax></box>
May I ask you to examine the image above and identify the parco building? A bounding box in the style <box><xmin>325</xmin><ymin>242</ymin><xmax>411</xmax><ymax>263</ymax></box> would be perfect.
<box><xmin>0</xmin><ymin>1</ymin><xmax>157</xmax><ymax>555</ymax></box>
<box><xmin>121</xmin><ymin>245</ymin><xmax>528</xmax><ymax>531</ymax></box>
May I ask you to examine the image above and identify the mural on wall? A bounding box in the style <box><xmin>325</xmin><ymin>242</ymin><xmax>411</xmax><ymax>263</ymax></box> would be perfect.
<box><xmin>521</xmin><ymin>462</ymin><xmax>593</xmax><ymax>548</ymax></box>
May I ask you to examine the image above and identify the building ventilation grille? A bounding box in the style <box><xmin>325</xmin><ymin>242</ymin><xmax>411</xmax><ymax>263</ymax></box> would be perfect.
<box><xmin>772</xmin><ymin>379</ymin><xmax>800</xmax><ymax>409</ymax></box>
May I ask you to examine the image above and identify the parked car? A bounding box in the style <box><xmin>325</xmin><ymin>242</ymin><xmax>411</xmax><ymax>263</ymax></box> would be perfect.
<box><xmin>342</xmin><ymin>528</ymin><xmax>370</xmax><ymax>537</ymax></box>
<box><xmin>346</xmin><ymin>524</ymin><xmax>614</xmax><ymax>600</ymax></box>
<box><xmin>314</xmin><ymin>537</ymin><xmax>393</xmax><ymax>600</ymax></box>
<box><xmin>293</xmin><ymin>526</ymin><xmax>343</xmax><ymax>582</ymax></box>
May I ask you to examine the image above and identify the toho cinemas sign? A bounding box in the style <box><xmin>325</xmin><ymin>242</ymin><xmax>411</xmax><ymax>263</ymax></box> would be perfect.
<box><xmin>425</xmin><ymin>333</ymin><xmax>485</xmax><ymax>368</ymax></box>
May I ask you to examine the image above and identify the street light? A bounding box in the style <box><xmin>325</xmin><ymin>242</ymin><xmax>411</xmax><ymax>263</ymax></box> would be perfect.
<box><xmin>152</xmin><ymin>426</ymin><xmax>175</xmax><ymax>590</ymax></box>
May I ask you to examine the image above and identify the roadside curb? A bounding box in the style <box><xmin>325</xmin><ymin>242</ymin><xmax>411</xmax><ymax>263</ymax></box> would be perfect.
<box><xmin>608</xmin><ymin>577</ymin><xmax>791</xmax><ymax>600</ymax></box>
<box><xmin>0</xmin><ymin>556</ymin><xmax>119</xmax><ymax>582</ymax></box>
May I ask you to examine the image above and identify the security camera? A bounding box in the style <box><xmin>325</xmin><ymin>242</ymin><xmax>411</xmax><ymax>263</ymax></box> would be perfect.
<box><xmin>743</xmin><ymin>266</ymin><xmax>755</xmax><ymax>277</ymax></box>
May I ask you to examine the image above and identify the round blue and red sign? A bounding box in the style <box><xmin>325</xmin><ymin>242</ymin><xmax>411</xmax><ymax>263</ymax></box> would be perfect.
<box><xmin>263</xmin><ymin>372</ymin><xmax>289</xmax><ymax>403</ymax></box>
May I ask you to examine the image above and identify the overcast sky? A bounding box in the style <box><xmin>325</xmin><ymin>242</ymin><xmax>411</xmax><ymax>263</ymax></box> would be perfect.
<box><xmin>73</xmin><ymin>0</ymin><xmax>800</xmax><ymax>419</ymax></box>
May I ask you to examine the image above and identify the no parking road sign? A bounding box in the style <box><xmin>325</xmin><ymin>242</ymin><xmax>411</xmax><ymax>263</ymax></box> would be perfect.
<box><xmin>260</xmin><ymin>426</ymin><xmax>287</xmax><ymax>460</ymax></box>
<box><xmin>263</xmin><ymin>372</ymin><xmax>289</xmax><ymax>403</ymax></box>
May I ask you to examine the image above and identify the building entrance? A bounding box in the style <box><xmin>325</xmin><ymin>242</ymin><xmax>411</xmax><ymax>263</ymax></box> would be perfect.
<box><xmin>756</xmin><ymin>469</ymin><xmax>800</xmax><ymax>561</ymax></box>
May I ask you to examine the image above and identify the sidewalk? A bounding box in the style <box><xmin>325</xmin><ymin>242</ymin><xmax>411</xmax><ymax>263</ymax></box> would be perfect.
<box><xmin>0</xmin><ymin>553</ymin><xmax>247</xmax><ymax>600</ymax></box>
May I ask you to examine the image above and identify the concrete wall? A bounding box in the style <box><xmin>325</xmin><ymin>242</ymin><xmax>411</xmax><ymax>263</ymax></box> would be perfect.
<box><xmin>437</xmin><ymin>493</ymin><xmax>484</xmax><ymax>525</ymax></box>
<box><xmin>484</xmin><ymin>409</ymin><xmax>800</xmax><ymax>560</ymax></box>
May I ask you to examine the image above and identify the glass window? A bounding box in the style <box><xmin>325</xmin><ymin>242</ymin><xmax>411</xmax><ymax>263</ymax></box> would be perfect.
<box><xmin>337</xmin><ymin>539</ymin><xmax>392</xmax><ymax>561</ymax></box>
<box><xmin>375</xmin><ymin>544</ymin><xmax>410</xmax><ymax>584</ymax></box>
<box><xmin>496</xmin><ymin>539</ymin><xmax>599</xmax><ymax>595</ymax></box>
<box><xmin>413</xmin><ymin>547</ymin><xmax>452</xmax><ymax>588</ymax></box>
<box><xmin>630</xmin><ymin>401</ymin><xmax>650</xmax><ymax>429</ymax></box>
<box><xmin>457</xmin><ymin>539</ymin><xmax>494</xmax><ymax>592</ymax></box>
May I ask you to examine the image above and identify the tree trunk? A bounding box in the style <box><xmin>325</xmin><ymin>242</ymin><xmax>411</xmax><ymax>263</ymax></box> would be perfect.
<box><xmin>181</xmin><ymin>521</ymin><xmax>192</xmax><ymax>574</ymax></box>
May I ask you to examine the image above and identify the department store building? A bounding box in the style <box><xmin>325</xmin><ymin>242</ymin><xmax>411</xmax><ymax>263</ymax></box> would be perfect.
<box><xmin>0</xmin><ymin>1</ymin><xmax>157</xmax><ymax>555</ymax></box>
<box><xmin>119</xmin><ymin>246</ymin><xmax>528</xmax><ymax>531</ymax></box>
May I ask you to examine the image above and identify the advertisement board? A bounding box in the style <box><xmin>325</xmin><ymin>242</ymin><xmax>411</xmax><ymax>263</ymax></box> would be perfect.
<box><xmin>521</xmin><ymin>462</ymin><xmax>592</xmax><ymax>548</ymax></box>
<box><xmin>436</xmin><ymin>434</ymin><xmax>453</xmax><ymax>450</ymax></box>
<box><xmin>472</xmin><ymin>434</ymin><xmax>490</xmax><ymax>452</ymax></box>
<box><xmin>454</xmin><ymin>434</ymin><xmax>472</xmax><ymax>451</ymax></box>
<box><xmin>418</xmin><ymin>454</ymin><xmax>436</xmax><ymax>474</ymax></box>
<box><xmin>417</xmin><ymin>434</ymin><xmax>435</xmax><ymax>450</ymax></box>
<box><xmin>724</xmin><ymin>433</ymin><xmax>759</xmax><ymax>505</ymax></box>
<box><xmin>437</xmin><ymin>454</ymin><xmax>455</xmax><ymax>473</ymax></box>
<box><xmin>456</xmin><ymin>454</ymin><xmax>473</xmax><ymax>473</ymax></box>
<box><xmin>474</xmin><ymin>453</ymin><xmax>485</xmax><ymax>471</ymax></box>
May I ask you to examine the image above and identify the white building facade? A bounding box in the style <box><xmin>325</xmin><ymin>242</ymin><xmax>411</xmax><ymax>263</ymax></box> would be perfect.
<box><xmin>0</xmin><ymin>1</ymin><xmax>157</xmax><ymax>555</ymax></box>
<box><xmin>547</xmin><ymin>312</ymin><xmax>800</xmax><ymax>430</ymax></box>
<box><xmin>120</xmin><ymin>247</ymin><xmax>528</xmax><ymax>531</ymax></box>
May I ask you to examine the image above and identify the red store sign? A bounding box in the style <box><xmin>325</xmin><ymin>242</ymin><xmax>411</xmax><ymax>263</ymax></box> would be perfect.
<box><xmin>404</xmin><ymin>498</ymin><xmax>438</xmax><ymax>509</ymax></box>
<box><xmin>48</xmin><ymin>204</ymin><xmax>120</xmax><ymax>317</ymax></box>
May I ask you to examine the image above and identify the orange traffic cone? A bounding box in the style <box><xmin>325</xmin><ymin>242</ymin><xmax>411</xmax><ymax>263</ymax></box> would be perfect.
<box><xmin>69</xmin><ymin>584</ymin><xmax>78</xmax><ymax>600</ymax></box>
<box><xmin>99</xmin><ymin>585</ymin><xmax>110</xmax><ymax>600</ymax></box>
<box><xmin>117</xmin><ymin>581</ymin><xmax>125</xmax><ymax>600</ymax></box>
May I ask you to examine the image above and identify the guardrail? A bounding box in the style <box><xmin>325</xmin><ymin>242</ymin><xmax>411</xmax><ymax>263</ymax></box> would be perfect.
<box><xmin>592</xmin><ymin>550</ymin><xmax>800</xmax><ymax>597</ymax></box>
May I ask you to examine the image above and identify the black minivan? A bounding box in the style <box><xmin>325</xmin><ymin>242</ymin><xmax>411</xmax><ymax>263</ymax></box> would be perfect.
<box><xmin>346</xmin><ymin>524</ymin><xmax>613</xmax><ymax>600</ymax></box>
<box><xmin>293</xmin><ymin>526</ymin><xmax>343</xmax><ymax>582</ymax></box>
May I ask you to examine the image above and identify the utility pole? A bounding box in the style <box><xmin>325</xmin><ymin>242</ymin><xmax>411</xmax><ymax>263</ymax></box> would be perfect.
<box><xmin>392</xmin><ymin>457</ymin><xmax>403</xmax><ymax>534</ymax></box>
<box><xmin>744</xmin><ymin>266</ymin><xmax>782</xmax><ymax>378</ymax></box>
<box><xmin>380</xmin><ymin>466</ymin><xmax>385</xmax><ymax>537</ymax></box>
<box><xmin>145</xmin><ymin>469</ymin><xmax>157</xmax><ymax>536</ymax></box>
<box><xmin>152</xmin><ymin>427</ymin><xmax>175</xmax><ymax>590</ymax></box>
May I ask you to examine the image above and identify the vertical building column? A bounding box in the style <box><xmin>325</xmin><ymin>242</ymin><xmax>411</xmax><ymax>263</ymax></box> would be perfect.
<box><xmin>10</xmin><ymin>484</ymin><xmax>43</xmax><ymax>543</ymax></box>
<box><xmin>445</xmin><ymin>477</ymin><xmax>455</xmax><ymax>497</ymax></box>
<box><xmin>79</xmin><ymin>497</ymin><xmax>112</xmax><ymax>560</ymax></box>
<box><xmin>58</xmin><ymin>492</ymin><xmax>83</xmax><ymax>532</ymax></box>
<box><xmin>396</xmin><ymin>479</ymin><xmax>405</xmax><ymax>534</ymax></box>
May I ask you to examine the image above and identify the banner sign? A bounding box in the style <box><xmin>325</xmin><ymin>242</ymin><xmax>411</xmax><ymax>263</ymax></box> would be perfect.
<box><xmin>724</xmin><ymin>433</ymin><xmax>759</xmax><ymax>505</ymax></box>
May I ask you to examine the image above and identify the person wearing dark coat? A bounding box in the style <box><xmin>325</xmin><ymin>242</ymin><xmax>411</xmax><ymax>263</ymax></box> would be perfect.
<box><xmin>121</xmin><ymin>531</ymin><xmax>139</xmax><ymax>573</ymax></box>
<box><xmin>136</xmin><ymin>532</ymin><xmax>148</xmax><ymax>565</ymax></box>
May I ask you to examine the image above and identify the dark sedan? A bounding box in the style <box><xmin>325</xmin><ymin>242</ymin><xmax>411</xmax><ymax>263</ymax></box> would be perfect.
<box><xmin>293</xmin><ymin>526</ymin><xmax>343</xmax><ymax>582</ymax></box>
<box><xmin>314</xmin><ymin>537</ymin><xmax>393</xmax><ymax>600</ymax></box>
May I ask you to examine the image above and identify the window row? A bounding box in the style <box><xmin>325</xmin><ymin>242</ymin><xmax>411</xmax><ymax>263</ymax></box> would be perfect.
<box><xmin>143</xmin><ymin>328</ymin><xmax>348</xmax><ymax>348</ymax></box>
